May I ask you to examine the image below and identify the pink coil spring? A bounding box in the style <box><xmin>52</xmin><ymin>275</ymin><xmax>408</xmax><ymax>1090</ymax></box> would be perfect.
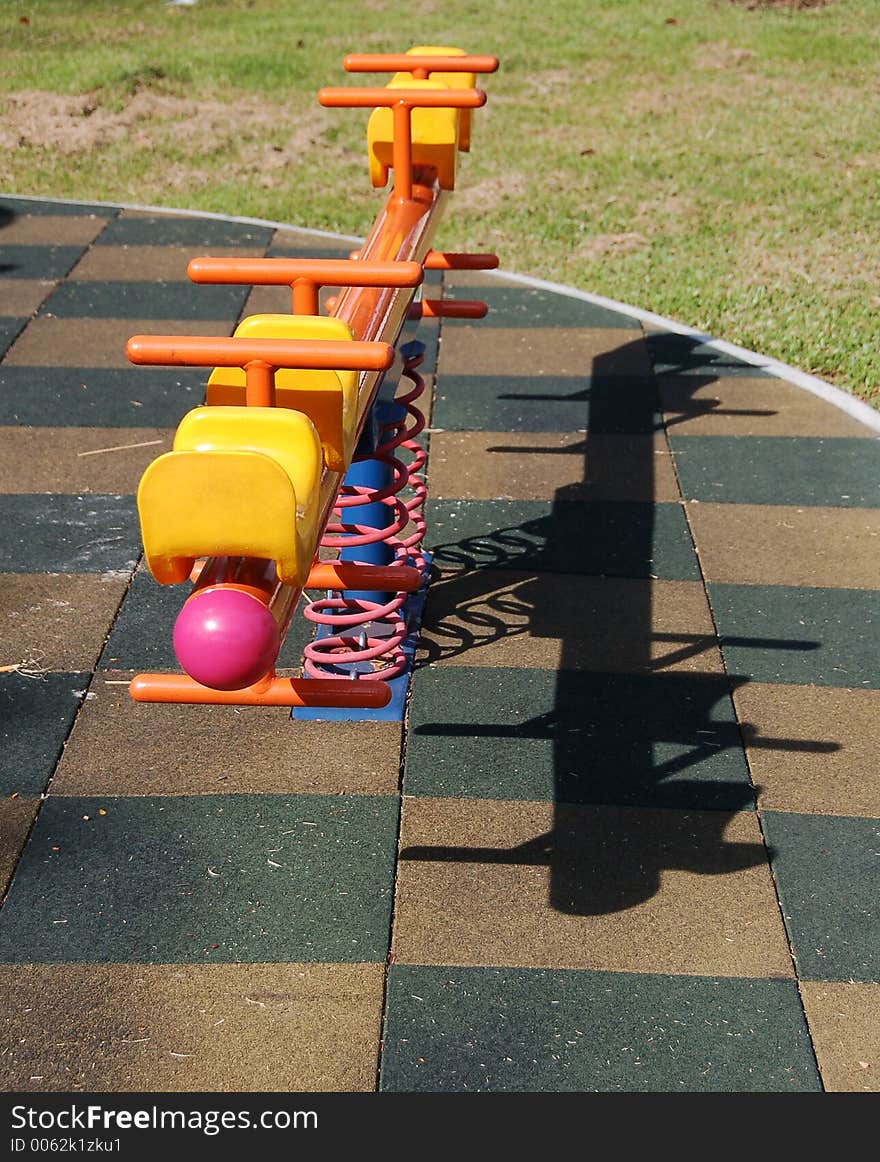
<box><xmin>301</xmin><ymin>348</ymin><xmax>428</xmax><ymax>680</ymax></box>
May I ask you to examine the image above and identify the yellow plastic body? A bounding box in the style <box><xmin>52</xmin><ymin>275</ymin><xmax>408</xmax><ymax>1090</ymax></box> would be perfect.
<box><xmin>138</xmin><ymin>406</ymin><xmax>323</xmax><ymax>587</ymax></box>
<box><xmin>206</xmin><ymin>314</ymin><xmax>358</xmax><ymax>472</ymax></box>
<box><xmin>367</xmin><ymin>46</ymin><xmax>476</xmax><ymax>190</ymax></box>
<box><xmin>408</xmin><ymin>45</ymin><xmax>475</xmax><ymax>151</ymax></box>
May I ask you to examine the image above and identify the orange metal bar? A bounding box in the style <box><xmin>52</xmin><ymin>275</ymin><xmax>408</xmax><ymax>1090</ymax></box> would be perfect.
<box><xmin>130</xmin><ymin>673</ymin><xmax>391</xmax><ymax>708</ymax></box>
<box><xmin>419</xmin><ymin>299</ymin><xmax>488</xmax><ymax>319</ymax></box>
<box><xmin>318</xmin><ymin>86</ymin><xmax>486</xmax><ymax>109</ymax></box>
<box><xmin>187</xmin><ymin>257</ymin><xmax>423</xmax><ymax>289</ymax></box>
<box><xmin>126</xmin><ymin>335</ymin><xmax>394</xmax><ymax>373</ymax></box>
<box><xmin>306</xmin><ymin>561</ymin><xmax>422</xmax><ymax>593</ymax></box>
<box><xmin>343</xmin><ymin>53</ymin><xmax>499</xmax><ymax>75</ymax></box>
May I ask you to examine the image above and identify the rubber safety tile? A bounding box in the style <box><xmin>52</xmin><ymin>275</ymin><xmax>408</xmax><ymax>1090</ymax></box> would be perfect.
<box><xmin>39</xmin><ymin>279</ymin><xmax>252</xmax><ymax>321</ymax></box>
<box><xmin>426</xmin><ymin>499</ymin><xmax>701</xmax><ymax>580</ymax></box>
<box><xmin>438</xmin><ymin>327</ymin><xmax>654</xmax><ymax>380</ymax></box>
<box><xmin>94</xmin><ymin>215</ymin><xmax>273</xmax><ymax>248</ymax></box>
<box><xmin>670</xmin><ymin>436</ymin><xmax>880</xmax><ymax>507</ymax></box>
<box><xmin>426</xmin><ymin>432</ymin><xmax>680</xmax><ymax>502</ymax></box>
<box><xmin>0</xmin><ymin>427</ymin><xmax>173</xmax><ymax>494</ymax></box>
<box><xmin>404</xmin><ymin>665</ymin><xmax>752</xmax><ymax>810</ymax></box>
<box><xmin>659</xmin><ymin>375</ymin><xmax>872</xmax><ymax>438</ymax></box>
<box><xmin>0</xmin><ymin>671</ymin><xmax>87</xmax><ymax>797</ymax></box>
<box><xmin>0</xmin><ymin>961</ymin><xmax>386</xmax><ymax>1092</ymax></box>
<box><xmin>429</xmin><ymin>373</ymin><xmax>661</xmax><ymax>433</ymax></box>
<box><xmin>0</xmin><ymin>317</ymin><xmax>27</xmax><ymax>356</ymax></box>
<box><xmin>645</xmin><ymin>332</ymin><xmax>774</xmax><ymax>378</ymax></box>
<box><xmin>0</xmin><ymin>198</ymin><xmax>114</xmax><ymax>218</ymax></box>
<box><xmin>0</xmin><ymin>494</ymin><xmax>140</xmax><ymax>574</ymax></box>
<box><xmin>732</xmin><ymin>684</ymin><xmax>880</xmax><ymax>818</ymax></box>
<box><xmin>685</xmin><ymin>503</ymin><xmax>880</xmax><ymax>589</ymax></box>
<box><xmin>416</xmin><ymin>573</ymin><xmax>725</xmax><ymax>676</ymax></box>
<box><xmin>0</xmin><ymin>215</ymin><xmax>107</xmax><ymax>248</ymax></box>
<box><xmin>0</xmin><ymin>573</ymin><xmax>129</xmax><ymax>673</ymax></box>
<box><xmin>707</xmin><ymin>583</ymin><xmax>880</xmax><ymax>689</ymax></box>
<box><xmin>0</xmin><ymin>366</ymin><xmax>206</xmax><ymax>427</ymax></box>
<box><xmin>69</xmin><ymin>244</ymin><xmax>268</xmax><ymax>282</ymax></box>
<box><xmin>393</xmin><ymin>799</ymin><xmax>787</xmax><ymax>975</ymax></box>
<box><xmin>0</xmin><ymin>793</ymin><xmax>400</xmax><ymax>964</ymax></box>
<box><xmin>440</xmin><ymin>285</ymin><xmax>643</xmax><ymax>330</ymax></box>
<box><xmin>55</xmin><ymin>672</ymin><xmax>403</xmax><ymax>798</ymax></box>
<box><xmin>380</xmin><ymin>965</ymin><xmax>819</xmax><ymax>1092</ymax></box>
<box><xmin>3</xmin><ymin>316</ymin><xmax>232</xmax><ymax>368</ymax></box>
<box><xmin>0</xmin><ymin>245</ymin><xmax>90</xmax><ymax>281</ymax></box>
<box><xmin>799</xmin><ymin>980</ymin><xmax>880</xmax><ymax>1093</ymax></box>
<box><xmin>0</xmin><ymin>797</ymin><xmax>40</xmax><ymax>899</ymax></box>
<box><xmin>0</xmin><ymin>278</ymin><xmax>56</xmax><ymax>316</ymax></box>
<box><xmin>762</xmin><ymin>811</ymin><xmax>880</xmax><ymax>984</ymax></box>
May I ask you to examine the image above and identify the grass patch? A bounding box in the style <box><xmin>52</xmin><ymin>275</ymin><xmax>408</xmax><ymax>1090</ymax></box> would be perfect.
<box><xmin>3</xmin><ymin>0</ymin><xmax>879</xmax><ymax>402</ymax></box>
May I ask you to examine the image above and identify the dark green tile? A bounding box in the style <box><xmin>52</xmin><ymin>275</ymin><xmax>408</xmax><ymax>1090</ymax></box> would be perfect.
<box><xmin>405</xmin><ymin>666</ymin><xmax>752</xmax><ymax>809</ymax></box>
<box><xmin>0</xmin><ymin>246</ymin><xmax>86</xmax><ymax>280</ymax></box>
<box><xmin>99</xmin><ymin>570</ymin><xmax>311</xmax><ymax>672</ymax></box>
<box><xmin>0</xmin><ymin>794</ymin><xmax>398</xmax><ymax>963</ymax></box>
<box><xmin>427</xmin><ymin>500</ymin><xmax>700</xmax><ymax>580</ymax></box>
<box><xmin>0</xmin><ymin>318</ymin><xmax>27</xmax><ymax>355</ymax></box>
<box><xmin>0</xmin><ymin>495</ymin><xmax>140</xmax><ymax>573</ymax></box>
<box><xmin>96</xmin><ymin>216</ymin><xmax>272</xmax><ymax>248</ymax></box>
<box><xmin>441</xmin><ymin>286</ymin><xmax>642</xmax><ymax>329</ymax></box>
<box><xmin>381</xmin><ymin>965</ymin><xmax>820</xmax><ymax>1092</ymax></box>
<box><xmin>709</xmin><ymin>583</ymin><xmax>879</xmax><ymax>689</ymax></box>
<box><xmin>0</xmin><ymin>366</ymin><xmax>205</xmax><ymax>427</ymax></box>
<box><xmin>431</xmin><ymin>374</ymin><xmax>660</xmax><ymax>433</ymax></box>
<box><xmin>646</xmin><ymin>332</ymin><xmax>771</xmax><ymax>378</ymax></box>
<box><xmin>763</xmin><ymin>812</ymin><xmax>880</xmax><ymax>983</ymax></box>
<box><xmin>0</xmin><ymin>198</ymin><xmax>115</xmax><ymax>218</ymax></box>
<box><xmin>40</xmin><ymin>280</ymin><xmax>250</xmax><ymax>321</ymax></box>
<box><xmin>671</xmin><ymin>436</ymin><xmax>880</xmax><ymax>507</ymax></box>
<box><xmin>0</xmin><ymin>673</ymin><xmax>87</xmax><ymax>796</ymax></box>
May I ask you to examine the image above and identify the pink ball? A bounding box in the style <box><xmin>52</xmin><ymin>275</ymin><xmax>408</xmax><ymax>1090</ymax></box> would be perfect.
<box><xmin>173</xmin><ymin>587</ymin><xmax>280</xmax><ymax>691</ymax></box>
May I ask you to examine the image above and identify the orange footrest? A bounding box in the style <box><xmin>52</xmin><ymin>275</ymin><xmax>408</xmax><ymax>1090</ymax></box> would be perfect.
<box><xmin>129</xmin><ymin>673</ymin><xmax>392</xmax><ymax>708</ymax></box>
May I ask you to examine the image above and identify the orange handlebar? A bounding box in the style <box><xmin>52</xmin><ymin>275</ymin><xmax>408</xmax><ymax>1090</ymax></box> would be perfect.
<box><xmin>318</xmin><ymin>87</ymin><xmax>486</xmax><ymax>109</ymax></box>
<box><xmin>342</xmin><ymin>53</ymin><xmax>499</xmax><ymax>75</ymax></box>
<box><xmin>125</xmin><ymin>335</ymin><xmax>394</xmax><ymax>372</ymax></box>
<box><xmin>187</xmin><ymin>257</ymin><xmax>424</xmax><ymax>289</ymax></box>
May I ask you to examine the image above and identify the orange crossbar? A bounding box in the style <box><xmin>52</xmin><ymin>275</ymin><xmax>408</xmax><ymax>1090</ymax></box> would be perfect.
<box><xmin>130</xmin><ymin>673</ymin><xmax>392</xmax><ymax>707</ymax></box>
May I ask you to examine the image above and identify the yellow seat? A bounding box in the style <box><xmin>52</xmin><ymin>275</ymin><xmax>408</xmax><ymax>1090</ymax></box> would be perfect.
<box><xmin>138</xmin><ymin>406</ymin><xmax>323</xmax><ymax>587</ymax></box>
<box><xmin>407</xmin><ymin>45</ymin><xmax>476</xmax><ymax>151</ymax></box>
<box><xmin>205</xmin><ymin>314</ymin><xmax>358</xmax><ymax>473</ymax></box>
<box><xmin>368</xmin><ymin>76</ymin><xmax>461</xmax><ymax>191</ymax></box>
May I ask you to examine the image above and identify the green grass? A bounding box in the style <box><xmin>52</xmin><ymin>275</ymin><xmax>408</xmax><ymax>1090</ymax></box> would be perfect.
<box><xmin>3</xmin><ymin>0</ymin><xmax>879</xmax><ymax>402</ymax></box>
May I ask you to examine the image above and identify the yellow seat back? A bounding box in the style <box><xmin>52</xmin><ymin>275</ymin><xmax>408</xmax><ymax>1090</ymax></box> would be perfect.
<box><xmin>206</xmin><ymin>314</ymin><xmax>358</xmax><ymax>472</ymax></box>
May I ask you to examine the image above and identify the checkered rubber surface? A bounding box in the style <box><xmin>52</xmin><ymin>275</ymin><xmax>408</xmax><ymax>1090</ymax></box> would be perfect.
<box><xmin>0</xmin><ymin>198</ymin><xmax>877</xmax><ymax>1092</ymax></box>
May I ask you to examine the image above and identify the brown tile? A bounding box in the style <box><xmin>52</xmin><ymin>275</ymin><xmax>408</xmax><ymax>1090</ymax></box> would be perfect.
<box><xmin>686</xmin><ymin>503</ymin><xmax>880</xmax><ymax>589</ymax></box>
<box><xmin>0</xmin><ymin>962</ymin><xmax>384</xmax><ymax>1092</ymax></box>
<box><xmin>243</xmin><ymin>285</ymin><xmax>297</xmax><ymax>316</ymax></box>
<box><xmin>428</xmin><ymin>431</ymin><xmax>680</xmax><ymax>502</ymax></box>
<box><xmin>800</xmin><ymin>981</ymin><xmax>880</xmax><ymax>1092</ymax></box>
<box><xmin>69</xmin><ymin>245</ymin><xmax>266</xmax><ymax>282</ymax></box>
<box><xmin>54</xmin><ymin>673</ymin><xmax>402</xmax><ymax>796</ymax></box>
<box><xmin>437</xmin><ymin>327</ymin><xmax>653</xmax><ymax>378</ymax></box>
<box><xmin>393</xmin><ymin>797</ymin><xmax>792</xmax><ymax>978</ymax></box>
<box><xmin>0</xmin><ymin>575</ymin><xmax>129</xmax><ymax>672</ymax></box>
<box><xmin>0</xmin><ymin>427</ymin><xmax>173</xmax><ymax>493</ymax></box>
<box><xmin>734</xmin><ymin>684</ymin><xmax>880</xmax><ymax>817</ymax></box>
<box><xmin>0</xmin><ymin>279</ymin><xmax>56</xmax><ymax>316</ymax></box>
<box><xmin>0</xmin><ymin>215</ymin><xmax>109</xmax><ymax>246</ymax></box>
<box><xmin>3</xmin><ymin>317</ymin><xmax>233</xmax><ymax>367</ymax></box>
<box><xmin>272</xmin><ymin>229</ymin><xmax>353</xmax><ymax>251</ymax></box>
<box><xmin>661</xmin><ymin>375</ymin><xmax>870</xmax><ymax>437</ymax></box>
<box><xmin>0</xmin><ymin>796</ymin><xmax>38</xmax><ymax>898</ymax></box>
<box><xmin>418</xmin><ymin>572</ymin><xmax>724</xmax><ymax>674</ymax></box>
